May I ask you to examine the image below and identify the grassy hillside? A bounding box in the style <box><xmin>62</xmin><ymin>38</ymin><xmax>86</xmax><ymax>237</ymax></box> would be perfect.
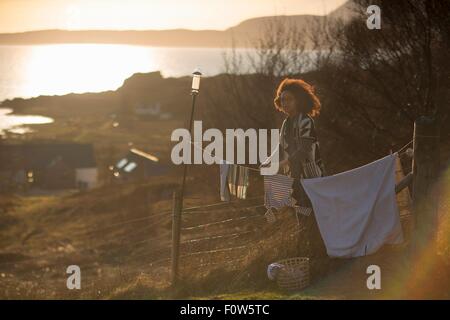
<box><xmin>1</xmin><ymin>159</ymin><xmax>449</xmax><ymax>299</ymax></box>
<box><xmin>1</xmin><ymin>68</ymin><xmax>449</xmax><ymax>299</ymax></box>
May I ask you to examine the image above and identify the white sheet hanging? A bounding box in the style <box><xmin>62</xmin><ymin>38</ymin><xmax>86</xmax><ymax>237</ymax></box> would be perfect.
<box><xmin>301</xmin><ymin>153</ymin><xmax>404</xmax><ymax>258</ymax></box>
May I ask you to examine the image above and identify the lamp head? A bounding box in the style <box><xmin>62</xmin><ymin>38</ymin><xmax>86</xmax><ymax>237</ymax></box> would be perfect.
<box><xmin>191</xmin><ymin>69</ymin><xmax>202</xmax><ymax>94</ymax></box>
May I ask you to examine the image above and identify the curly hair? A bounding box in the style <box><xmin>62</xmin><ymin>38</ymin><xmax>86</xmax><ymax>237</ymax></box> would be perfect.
<box><xmin>273</xmin><ymin>78</ymin><xmax>321</xmax><ymax>117</ymax></box>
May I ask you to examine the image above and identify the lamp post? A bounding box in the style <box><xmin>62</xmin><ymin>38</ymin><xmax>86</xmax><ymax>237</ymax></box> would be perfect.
<box><xmin>171</xmin><ymin>69</ymin><xmax>202</xmax><ymax>287</ymax></box>
<box><xmin>180</xmin><ymin>69</ymin><xmax>202</xmax><ymax>202</ymax></box>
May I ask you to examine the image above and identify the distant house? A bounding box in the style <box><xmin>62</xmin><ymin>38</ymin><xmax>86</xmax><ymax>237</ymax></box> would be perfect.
<box><xmin>134</xmin><ymin>102</ymin><xmax>172</xmax><ymax>120</ymax></box>
<box><xmin>112</xmin><ymin>148</ymin><xmax>168</xmax><ymax>181</ymax></box>
<box><xmin>0</xmin><ymin>143</ymin><xmax>98</xmax><ymax>191</ymax></box>
<box><xmin>134</xmin><ymin>102</ymin><xmax>161</xmax><ymax>117</ymax></box>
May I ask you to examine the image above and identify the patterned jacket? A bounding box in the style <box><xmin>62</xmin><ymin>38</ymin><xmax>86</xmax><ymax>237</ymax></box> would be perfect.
<box><xmin>279</xmin><ymin>113</ymin><xmax>325</xmax><ymax>179</ymax></box>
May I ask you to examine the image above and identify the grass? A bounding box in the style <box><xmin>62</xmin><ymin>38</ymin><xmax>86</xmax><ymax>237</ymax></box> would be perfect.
<box><xmin>1</xmin><ymin>89</ymin><xmax>449</xmax><ymax>299</ymax></box>
<box><xmin>1</xmin><ymin>151</ymin><xmax>449</xmax><ymax>299</ymax></box>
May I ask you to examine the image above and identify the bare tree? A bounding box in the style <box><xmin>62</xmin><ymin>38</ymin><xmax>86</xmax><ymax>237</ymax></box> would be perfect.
<box><xmin>199</xmin><ymin>1</ymin><xmax>449</xmax><ymax>172</ymax></box>
<box><xmin>318</xmin><ymin>0</ymin><xmax>450</xmax><ymax>152</ymax></box>
<box><xmin>200</xmin><ymin>17</ymin><xmax>313</xmax><ymax>131</ymax></box>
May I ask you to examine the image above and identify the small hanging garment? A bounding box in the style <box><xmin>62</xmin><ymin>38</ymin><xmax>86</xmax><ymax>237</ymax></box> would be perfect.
<box><xmin>236</xmin><ymin>166</ymin><xmax>249</xmax><ymax>199</ymax></box>
<box><xmin>219</xmin><ymin>160</ymin><xmax>231</xmax><ymax>202</ymax></box>
<box><xmin>264</xmin><ymin>174</ymin><xmax>295</xmax><ymax>210</ymax></box>
<box><xmin>300</xmin><ymin>153</ymin><xmax>404</xmax><ymax>258</ymax></box>
<box><xmin>263</xmin><ymin>174</ymin><xmax>312</xmax><ymax>221</ymax></box>
<box><xmin>226</xmin><ymin>164</ymin><xmax>250</xmax><ymax>200</ymax></box>
<box><xmin>264</xmin><ymin>174</ymin><xmax>295</xmax><ymax>222</ymax></box>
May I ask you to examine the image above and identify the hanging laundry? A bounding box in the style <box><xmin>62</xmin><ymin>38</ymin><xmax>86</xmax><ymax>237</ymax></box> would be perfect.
<box><xmin>301</xmin><ymin>153</ymin><xmax>403</xmax><ymax>258</ymax></box>
<box><xmin>227</xmin><ymin>164</ymin><xmax>238</xmax><ymax>197</ymax></box>
<box><xmin>219</xmin><ymin>160</ymin><xmax>231</xmax><ymax>202</ymax></box>
<box><xmin>225</xmin><ymin>164</ymin><xmax>250</xmax><ymax>200</ymax></box>
<box><xmin>263</xmin><ymin>174</ymin><xmax>294</xmax><ymax>222</ymax></box>
<box><xmin>263</xmin><ymin>174</ymin><xmax>311</xmax><ymax>223</ymax></box>
<box><xmin>264</xmin><ymin>174</ymin><xmax>295</xmax><ymax>210</ymax></box>
<box><xmin>236</xmin><ymin>166</ymin><xmax>249</xmax><ymax>199</ymax></box>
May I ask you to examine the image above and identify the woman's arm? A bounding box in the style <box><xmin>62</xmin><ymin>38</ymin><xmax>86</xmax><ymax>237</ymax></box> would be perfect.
<box><xmin>287</xmin><ymin>115</ymin><xmax>315</xmax><ymax>165</ymax></box>
<box><xmin>260</xmin><ymin>119</ymin><xmax>287</xmax><ymax>167</ymax></box>
<box><xmin>260</xmin><ymin>119</ymin><xmax>292</xmax><ymax>174</ymax></box>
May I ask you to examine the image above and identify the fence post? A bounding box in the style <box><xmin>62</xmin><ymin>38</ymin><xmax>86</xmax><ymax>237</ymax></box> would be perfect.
<box><xmin>411</xmin><ymin>116</ymin><xmax>440</xmax><ymax>256</ymax></box>
<box><xmin>171</xmin><ymin>189</ymin><xmax>182</xmax><ymax>287</ymax></box>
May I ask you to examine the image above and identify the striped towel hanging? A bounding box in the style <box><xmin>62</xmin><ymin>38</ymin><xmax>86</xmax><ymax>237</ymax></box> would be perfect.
<box><xmin>264</xmin><ymin>174</ymin><xmax>295</xmax><ymax>210</ymax></box>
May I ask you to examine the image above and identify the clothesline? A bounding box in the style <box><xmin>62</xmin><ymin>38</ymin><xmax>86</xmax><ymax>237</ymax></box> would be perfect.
<box><xmin>190</xmin><ymin>139</ymin><xmax>414</xmax><ymax>173</ymax></box>
<box><xmin>396</xmin><ymin>140</ymin><xmax>413</xmax><ymax>154</ymax></box>
<box><xmin>189</xmin><ymin>141</ymin><xmax>261</xmax><ymax>172</ymax></box>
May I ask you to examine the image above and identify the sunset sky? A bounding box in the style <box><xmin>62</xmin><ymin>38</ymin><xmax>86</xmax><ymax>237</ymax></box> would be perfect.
<box><xmin>0</xmin><ymin>0</ymin><xmax>347</xmax><ymax>33</ymax></box>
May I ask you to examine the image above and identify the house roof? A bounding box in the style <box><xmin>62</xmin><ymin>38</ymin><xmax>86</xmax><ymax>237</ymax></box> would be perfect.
<box><xmin>1</xmin><ymin>143</ymin><xmax>96</xmax><ymax>169</ymax></box>
<box><xmin>130</xmin><ymin>148</ymin><xmax>159</xmax><ymax>162</ymax></box>
<box><xmin>114</xmin><ymin>148</ymin><xmax>166</xmax><ymax>175</ymax></box>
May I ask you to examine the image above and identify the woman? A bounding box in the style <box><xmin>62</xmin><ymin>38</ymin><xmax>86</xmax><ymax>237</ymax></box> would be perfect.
<box><xmin>274</xmin><ymin>78</ymin><xmax>325</xmax><ymax>208</ymax></box>
<box><xmin>272</xmin><ymin>78</ymin><xmax>327</xmax><ymax>262</ymax></box>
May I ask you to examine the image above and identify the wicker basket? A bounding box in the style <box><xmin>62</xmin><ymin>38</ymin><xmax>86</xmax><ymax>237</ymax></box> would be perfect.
<box><xmin>276</xmin><ymin>257</ymin><xmax>310</xmax><ymax>291</ymax></box>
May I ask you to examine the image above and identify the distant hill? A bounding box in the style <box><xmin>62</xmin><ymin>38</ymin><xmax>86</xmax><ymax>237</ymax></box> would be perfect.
<box><xmin>0</xmin><ymin>1</ymin><xmax>356</xmax><ymax>48</ymax></box>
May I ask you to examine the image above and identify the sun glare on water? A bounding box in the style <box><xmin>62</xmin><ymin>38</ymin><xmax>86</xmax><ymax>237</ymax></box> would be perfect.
<box><xmin>21</xmin><ymin>43</ymin><xmax>158</xmax><ymax>98</ymax></box>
